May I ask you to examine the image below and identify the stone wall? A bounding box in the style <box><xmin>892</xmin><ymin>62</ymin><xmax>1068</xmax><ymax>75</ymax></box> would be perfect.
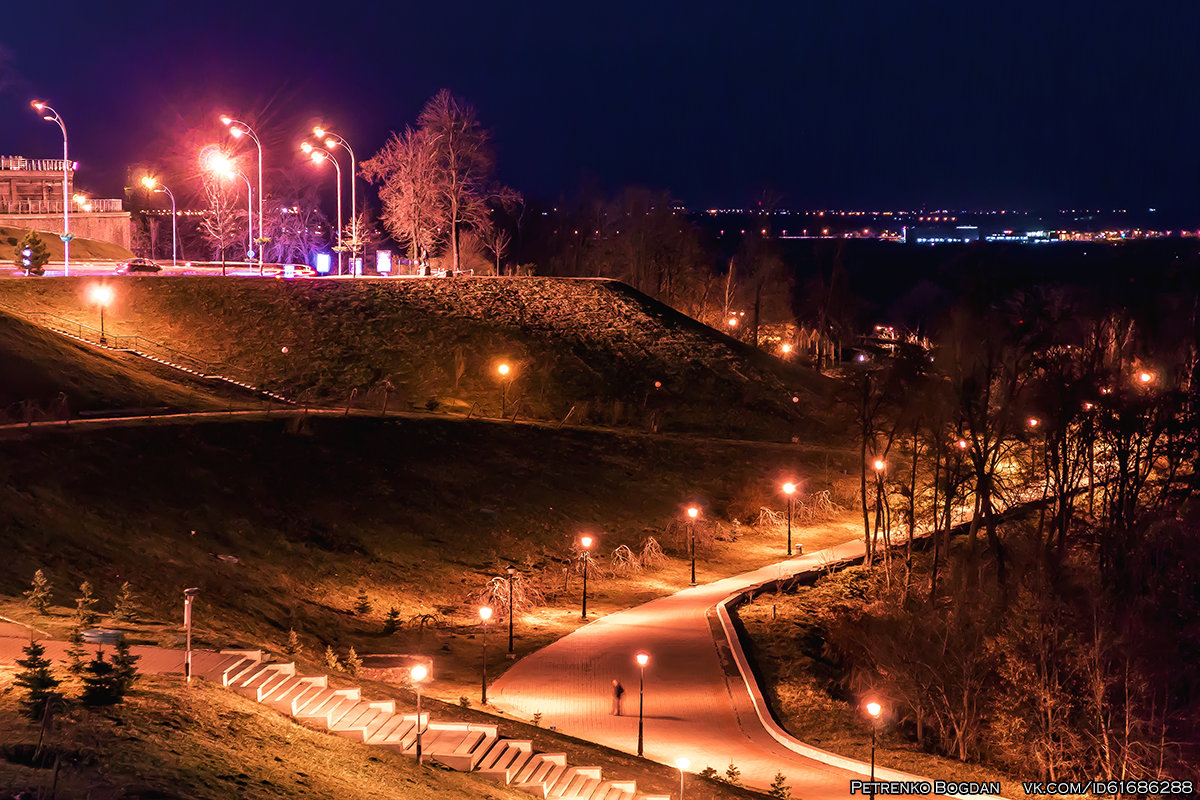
<box><xmin>0</xmin><ymin>211</ymin><xmax>132</xmax><ymax>251</ymax></box>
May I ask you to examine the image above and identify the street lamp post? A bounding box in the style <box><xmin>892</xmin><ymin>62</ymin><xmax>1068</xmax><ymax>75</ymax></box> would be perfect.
<box><xmin>141</xmin><ymin>176</ymin><xmax>177</xmax><ymax>267</ymax></box>
<box><xmin>506</xmin><ymin>565</ymin><xmax>517</xmax><ymax>658</ymax></box>
<box><xmin>675</xmin><ymin>757</ymin><xmax>690</xmax><ymax>799</ymax></box>
<box><xmin>686</xmin><ymin>507</ymin><xmax>699</xmax><ymax>585</ymax></box>
<box><xmin>183</xmin><ymin>587</ymin><xmax>199</xmax><ymax>683</ymax></box>
<box><xmin>221</xmin><ymin>116</ymin><xmax>264</xmax><ymax>273</ymax></box>
<box><xmin>302</xmin><ymin>142</ymin><xmax>343</xmax><ymax>275</ymax></box>
<box><xmin>579</xmin><ymin>535</ymin><xmax>594</xmax><ymax>620</ymax></box>
<box><xmin>635</xmin><ymin>652</ymin><xmax>649</xmax><ymax>756</ymax></box>
<box><xmin>89</xmin><ymin>284</ymin><xmax>113</xmax><ymax>345</ymax></box>
<box><xmin>866</xmin><ymin>700</ymin><xmax>882</xmax><ymax>783</ymax></box>
<box><xmin>478</xmin><ymin>606</ymin><xmax>492</xmax><ymax>704</ymax></box>
<box><xmin>31</xmin><ymin>101</ymin><xmax>71</xmax><ymax>276</ymax></box>
<box><xmin>782</xmin><ymin>482</ymin><xmax>797</xmax><ymax>555</ymax></box>
<box><xmin>315</xmin><ymin>126</ymin><xmax>357</xmax><ymax>270</ymax></box>
<box><xmin>411</xmin><ymin>664</ymin><xmax>429</xmax><ymax>764</ymax></box>
<box><xmin>497</xmin><ymin>363</ymin><xmax>511</xmax><ymax>417</ymax></box>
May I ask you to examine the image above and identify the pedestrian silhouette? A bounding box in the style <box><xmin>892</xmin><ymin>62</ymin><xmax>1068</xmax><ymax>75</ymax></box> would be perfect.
<box><xmin>611</xmin><ymin>679</ymin><xmax>625</xmax><ymax>716</ymax></box>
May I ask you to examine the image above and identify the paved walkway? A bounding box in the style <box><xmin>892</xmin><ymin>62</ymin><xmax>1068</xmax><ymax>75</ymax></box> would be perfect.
<box><xmin>491</xmin><ymin>537</ymin><xmax>927</xmax><ymax>799</ymax></box>
<box><xmin>0</xmin><ymin>620</ymin><xmax>188</xmax><ymax>674</ymax></box>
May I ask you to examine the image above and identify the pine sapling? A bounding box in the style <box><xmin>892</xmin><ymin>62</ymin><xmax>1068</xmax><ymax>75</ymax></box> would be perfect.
<box><xmin>723</xmin><ymin>761</ymin><xmax>742</xmax><ymax>786</ymax></box>
<box><xmin>383</xmin><ymin>607</ymin><xmax>401</xmax><ymax>634</ymax></box>
<box><xmin>111</xmin><ymin>639</ymin><xmax>141</xmax><ymax>694</ymax></box>
<box><xmin>23</xmin><ymin>570</ymin><xmax>53</xmax><ymax>615</ymax></box>
<box><xmin>81</xmin><ymin>650</ymin><xmax>124</xmax><ymax>707</ymax></box>
<box><xmin>344</xmin><ymin>646</ymin><xmax>362</xmax><ymax>677</ymax></box>
<box><xmin>111</xmin><ymin>581</ymin><xmax>139</xmax><ymax>623</ymax></box>
<box><xmin>282</xmin><ymin>628</ymin><xmax>304</xmax><ymax>660</ymax></box>
<box><xmin>322</xmin><ymin>645</ymin><xmax>341</xmax><ymax>673</ymax></box>
<box><xmin>14</xmin><ymin>639</ymin><xmax>61</xmax><ymax>720</ymax></box>
<box><xmin>65</xmin><ymin>625</ymin><xmax>87</xmax><ymax>675</ymax></box>
<box><xmin>354</xmin><ymin>589</ymin><xmax>372</xmax><ymax>616</ymax></box>
<box><xmin>74</xmin><ymin>581</ymin><xmax>100</xmax><ymax>628</ymax></box>
<box><xmin>769</xmin><ymin>771</ymin><xmax>792</xmax><ymax>799</ymax></box>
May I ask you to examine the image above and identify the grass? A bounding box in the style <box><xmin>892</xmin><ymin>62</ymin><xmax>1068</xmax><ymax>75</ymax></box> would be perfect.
<box><xmin>0</xmin><ymin>415</ymin><xmax>858</xmax><ymax>700</ymax></box>
<box><xmin>735</xmin><ymin>569</ymin><xmax>1027</xmax><ymax>795</ymax></box>
<box><xmin>0</xmin><ymin>310</ymin><xmax>237</xmax><ymax>419</ymax></box>
<box><xmin>0</xmin><ymin>276</ymin><xmax>836</xmax><ymax>441</ymax></box>
<box><xmin>1</xmin><ymin>225</ymin><xmax>133</xmax><ymax>262</ymax></box>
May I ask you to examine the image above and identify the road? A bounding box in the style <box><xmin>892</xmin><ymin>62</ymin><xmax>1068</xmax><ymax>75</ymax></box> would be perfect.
<box><xmin>490</xmin><ymin>537</ymin><xmax>972</xmax><ymax>799</ymax></box>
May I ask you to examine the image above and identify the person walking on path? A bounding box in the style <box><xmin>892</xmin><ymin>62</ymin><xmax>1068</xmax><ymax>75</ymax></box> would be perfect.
<box><xmin>610</xmin><ymin>679</ymin><xmax>625</xmax><ymax>716</ymax></box>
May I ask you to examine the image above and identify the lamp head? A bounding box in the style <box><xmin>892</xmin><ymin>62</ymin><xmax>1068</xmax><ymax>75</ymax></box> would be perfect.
<box><xmin>506</xmin><ymin>565</ymin><xmax>517</xmax><ymax>576</ymax></box>
<box><xmin>229</xmin><ymin>127</ymin><xmax>244</xmax><ymax>139</ymax></box>
<box><xmin>635</xmin><ymin>652</ymin><xmax>649</xmax><ymax>667</ymax></box>
<box><xmin>310</xmin><ymin>151</ymin><xmax>324</xmax><ymax>164</ymax></box>
<box><xmin>313</xmin><ymin>126</ymin><xmax>326</xmax><ymax>138</ymax></box>
<box><xmin>580</xmin><ymin>535</ymin><xmax>593</xmax><ymax>549</ymax></box>
<box><xmin>89</xmin><ymin>284</ymin><xmax>114</xmax><ymax>305</ymax></box>
<box><xmin>676</xmin><ymin>757</ymin><xmax>690</xmax><ymax>771</ymax></box>
<box><xmin>782</xmin><ymin>482</ymin><xmax>797</xmax><ymax>495</ymax></box>
<box><xmin>140</xmin><ymin>176</ymin><xmax>157</xmax><ymax>190</ymax></box>
<box><xmin>687</xmin><ymin>506</ymin><xmax>699</xmax><ymax>519</ymax></box>
<box><xmin>31</xmin><ymin>100</ymin><xmax>45</xmax><ymax>112</ymax></box>
<box><xmin>872</xmin><ymin>459</ymin><xmax>886</xmax><ymax>472</ymax></box>
<box><xmin>324</xmin><ymin>138</ymin><xmax>337</xmax><ymax>149</ymax></box>
<box><xmin>219</xmin><ymin>115</ymin><xmax>233</xmax><ymax>126</ymax></box>
<box><xmin>183</xmin><ymin>587</ymin><xmax>200</xmax><ymax>597</ymax></box>
<box><xmin>410</xmin><ymin>664</ymin><xmax>428</xmax><ymax>682</ymax></box>
<box><xmin>300</xmin><ymin>141</ymin><xmax>314</xmax><ymax>154</ymax></box>
<box><xmin>478</xmin><ymin>606</ymin><xmax>493</xmax><ymax>622</ymax></box>
<box><xmin>866</xmin><ymin>700</ymin><xmax>882</xmax><ymax>718</ymax></box>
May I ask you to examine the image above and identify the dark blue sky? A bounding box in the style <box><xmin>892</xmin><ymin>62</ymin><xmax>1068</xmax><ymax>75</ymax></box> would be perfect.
<box><xmin>3</xmin><ymin>1</ymin><xmax>1198</xmax><ymax>213</ymax></box>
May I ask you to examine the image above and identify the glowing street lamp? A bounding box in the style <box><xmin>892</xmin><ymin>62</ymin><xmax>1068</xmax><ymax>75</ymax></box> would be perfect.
<box><xmin>505</xmin><ymin>565</ymin><xmax>517</xmax><ymax>658</ymax></box>
<box><xmin>635</xmin><ymin>651</ymin><xmax>649</xmax><ymax>756</ymax></box>
<box><xmin>314</xmin><ymin>126</ymin><xmax>358</xmax><ymax>265</ymax></box>
<box><xmin>183</xmin><ymin>587</ymin><xmax>200</xmax><ymax>683</ymax></box>
<box><xmin>478</xmin><ymin>606</ymin><xmax>493</xmax><ymax>704</ymax></box>
<box><xmin>1137</xmin><ymin>371</ymin><xmax>1154</xmax><ymax>385</ymax></box>
<box><xmin>872</xmin><ymin>459</ymin><xmax>886</xmax><ymax>473</ymax></box>
<box><xmin>88</xmin><ymin>284</ymin><xmax>114</xmax><ymax>345</ymax></box>
<box><xmin>140</xmin><ymin>176</ymin><xmax>177</xmax><ymax>267</ymax></box>
<box><xmin>302</xmin><ymin>142</ymin><xmax>344</xmax><ymax>275</ymax></box>
<box><xmin>221</xmin><ymin>116</ymin><xmax>264</xmax><ymax>272</ymax></box>
<box><xmin>496</xmin><ymin>362</ymin><xmax>513</xmax><ymax>418</ymax></box>
<box><xmin>579</xmin><ymin>534</ymin><xmax>594</xmax><ymax>620</ymax></box>
<box><xmin>31</xmin><ymin>100</ymin><xmax>71</xmax><ymax>276</ymax></box>
<box><xmin>865</xmin><ymin>700</ymin><xmax>883</xmax><ymax>783</ymax></box>
<box><xmin>686</xmin><ymin>506</ymin><xmax>699</xmax><ymax>585</ymax></box>
<box><xmin>410</xmin><ymin>663</ymin><xmax>429</xmax><ymax>764</ymax></box>
<box><xmin>675</xmin><ymin>757</ymin><xmax>690</xmax><ymax>799</ymax></box>
<box><xmin>780</xmin><ymin>342</ymin><xmax>792</xmax><ymax>356</ymax></box>
<box><xmin>1027</xmin><ymin>417</ymin><xmax>1041</xmax><ymax>429</ymax></box>
<box><xmin>782</xmin><ymin>481</ymin><xmax>797</xmax><ymax>556</ymax></box>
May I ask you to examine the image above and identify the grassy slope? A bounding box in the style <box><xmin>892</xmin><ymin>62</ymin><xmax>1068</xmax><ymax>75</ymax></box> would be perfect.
<box><xmin>1</xmin><ymin>225</ymin><xmax>133</xmax><ymax>262</ymax></box>
<box><xmin>0</xmin><ymin>416</ymin><xmax>855</xmax><ymax>692</ymax></box>
<box><xmin>0</xmin><ymin>276</ymin><xmax>835</xmax><ymax>440</ymax></box>
<box><xmin>0</xmin><ymin>310</ymin><xmax>233</xmax><ymax>417</ymax></box>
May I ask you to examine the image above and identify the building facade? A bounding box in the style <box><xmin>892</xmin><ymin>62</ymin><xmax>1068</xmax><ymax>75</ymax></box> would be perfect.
<box><xmin>0</xmin><ymin>155</ymin><xmax>131</xmax><ymax>251</ymax></box>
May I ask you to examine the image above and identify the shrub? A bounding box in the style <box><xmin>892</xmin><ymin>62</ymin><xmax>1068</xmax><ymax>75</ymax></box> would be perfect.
<box><xmin>23</xmin><ymin>569</ymin><xmax>53</xmax><ymax>614</ymax></box>
<box><xmin>73</xmin><ymin>581</ymin><xmax>100</xmax><ymax>628</ymax></box>
<box><xmin>111</xmin><ymin>582</ymin><xmax>139</xmax><ymax>623</ymax></box>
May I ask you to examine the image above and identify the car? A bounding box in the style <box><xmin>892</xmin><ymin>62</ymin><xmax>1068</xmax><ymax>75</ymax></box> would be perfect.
<box><xmin>116</xmin><ymin>258</ymin><xmax>162</xmax><ymax>274</ymax></box>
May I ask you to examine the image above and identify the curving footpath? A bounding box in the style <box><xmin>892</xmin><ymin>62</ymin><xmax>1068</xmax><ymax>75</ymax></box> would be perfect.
<box><xmin>490</xmin><ymin>538</ymin><xmax>1009</xmax><ymax>800</ymax></box>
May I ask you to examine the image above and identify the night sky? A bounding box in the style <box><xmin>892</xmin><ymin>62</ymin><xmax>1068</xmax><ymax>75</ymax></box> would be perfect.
<box><xmin>3</xmin><ymin>1</ymin><xmax>1197</xmax><ymax>213</ymax></box>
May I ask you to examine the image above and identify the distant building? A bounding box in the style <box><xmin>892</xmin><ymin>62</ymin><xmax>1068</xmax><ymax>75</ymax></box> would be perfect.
<box><xmin>0</xmin><ymin>155</ymin><xmax>131</xmax><ymax>250</ymax></box>
<box><xmin>905</xmin><ymin>225</ymin><xmax>980</xmax><ymax>244</ymax></box>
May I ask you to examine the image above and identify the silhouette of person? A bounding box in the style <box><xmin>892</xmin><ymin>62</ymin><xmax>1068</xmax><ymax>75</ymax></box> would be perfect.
<box><xmin>611</xmin><ymin>679</ymin><xmax>625</xmax><ymax>716</ymax></box>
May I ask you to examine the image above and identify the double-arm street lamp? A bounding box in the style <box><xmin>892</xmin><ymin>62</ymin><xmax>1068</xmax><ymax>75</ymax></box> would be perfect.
<box><xmin>314</xmin><ymin>126</ymin><xmax>357</xmax><ymax>268</ymax></box>
<box><xmin>140</xmin><ymin>176</ymin><xmax>177</xmax><ymax>266</ymax></box>
<box><xmin>204</xmin><ymin>152</ymin><xmax>253</xmax><ymax>265</ymax></box>
<box><xmin>31</xmin><ymin>101</ymin><xmax>71</xmax><ymax>276</ymax></box>
<box><xmin>301</xmin><ymin>141</ymin><xmax>343</xmax><ymax>275</ymax></box>
<box><xmin>221</xmin><ymin>116</ymin><xmax>264</xmax><ymax>272</ymax></box>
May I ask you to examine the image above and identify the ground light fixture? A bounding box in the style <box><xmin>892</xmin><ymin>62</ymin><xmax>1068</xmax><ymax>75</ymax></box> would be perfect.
<box><xmin>478</xmin><ymin>606</ymin><xmax>492</xmax><ymax>704</ymax></box>
<box><xmin>781</xmin><ymin>481</ymin><xmax>797</xmax><ymax>555</ymax></box>
<box><xmin>88</xmin><ymin>284</ymin><xmax>114</xmax><ymax>345</ymax></box>
<box><xmin>140</xmin><ymin>176</ymin><xmax>178</xmax><ymax>266</ymax></box>
<box><xmin>635</xmin><ymin>652</ymin><xmax>650</xmax><ymax>756</ymax></box>
<box><xmin>411</xmin><ymin>663</ymin><xmax>429</xmax><ymax>763</ymax></box>
<box><xmin>675</xmin><ymin>757</ymin><xmax>690</xmax><ymax>799</ymax></box>
<box><xmin>686</xmin><ymin>506</ymin><xmax>700</xmax><ymax>585</ymax></box>
<box><xmin>31</xmin><ymin>100</ymin><xmax>71</xmax><ymax>276</ymax></box>
<box><xmin>505</xmin><ymin>565</ymin><xmax>517</xmax><ymax>657</ymax></box>
<box><xmin>865</xmin><ymin>700</ymin><xmax>883</xmax><ymax>783</ymax></box>
<box><xmin>579</xmin><ymin>534</ymin><xmax>594</xmax><ymax>619</ymax></box>
<box><xmin>183</xmin><ymin>587</ymin><xmax>200</xmax><ymax>683</ymax></box>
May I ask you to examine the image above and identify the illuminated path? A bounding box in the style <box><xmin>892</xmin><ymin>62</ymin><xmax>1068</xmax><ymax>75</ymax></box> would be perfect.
<box><xmin>491</xmin><ymin>538</ymin><xmax>999</xmax><ymax>799</ymax></box>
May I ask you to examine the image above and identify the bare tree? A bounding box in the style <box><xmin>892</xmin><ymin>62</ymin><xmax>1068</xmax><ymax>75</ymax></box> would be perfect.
<box><xmin>361</xmin><ymin>126</ymin><xmax>443</xmax><ymax>263</ymax></box>
<box><xmin>198</xmin><ymin>175</ymin><xmax>243</xmax><ymax>275</ymax></box>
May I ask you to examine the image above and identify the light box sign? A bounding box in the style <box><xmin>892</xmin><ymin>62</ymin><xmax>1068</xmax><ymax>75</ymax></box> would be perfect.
<box><xmin>314</xmin><ymin>252</ymin><xmax>332</xmax><ymax>275</ymax></box>
<box><xmin>376</xmin><ymin>250</ymin><xmax>392</xmax><ymax>274</ymax></box>
<box><xmin>353</xmin><ymin>257</ymin><xmax>363</xmax><ymax>277</ymax></box>
<box><xmin>283</xmin><ymin>264</ymin><xmax>295</xmax><ymax>279</ymax></box>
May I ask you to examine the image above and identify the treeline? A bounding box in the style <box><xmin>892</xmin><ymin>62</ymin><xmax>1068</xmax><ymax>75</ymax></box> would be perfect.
<box><xmin>814</xmin><ymin>259</ymin><xmax>1200</xmax><ymax>779</ymax></box>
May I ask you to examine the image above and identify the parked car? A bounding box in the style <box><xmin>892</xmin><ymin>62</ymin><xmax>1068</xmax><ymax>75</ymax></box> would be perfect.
<box><xmin>115</xmin><ymin>258</ymin><xmax>162</xmax><ymax>274</ymax></box>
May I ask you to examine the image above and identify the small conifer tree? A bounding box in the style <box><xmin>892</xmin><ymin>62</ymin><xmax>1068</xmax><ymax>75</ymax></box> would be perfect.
<box><xmin>769</xmin><ymin>771</ymin><xmax>792</xmax><ymax>799</ymax></box>
<box><xmin>65</xmin><ymin>625</ymin><xmax>88</xmax><ymax>675</ymax></box>
<box><xmin>14</xmin><ymin>639</ymin><xmax>62</xmax><ymax>720</ymax></box>
<box><xmin>383</xmin><ymin>607</ymin><xmax>401</xmax><ymax>634</ymax></box>
<box><xmin>80</xmin><ymin>650</ymin><xmax>124</xmax><ymax>707</ymax></box>
<box><xmin>74</xmin><ymin>581</ymin><xmax>100</xmax><ymax>627</ymax></box>
<box><xmin>111</xmin><ymin>639</ymin><xmax>141</xmax><ymax>694</ymax></box>
<box><xmin>698</xmin><ymin>766</ymin><xmax>719</xmax><ymax>780</ymax></box>
<box><xmin>23</xmin><ymin>569</ymin><xmax>53</xmax><ymax>614</ymax></box>
<box><xmin>723</xmin><ymin>762</ymin><xmax>742</xmax><ymax>786</ymax></box>
<box><xmin>322</xmin><ymin>645</ymin><xmax>341</xmax><ymax>672</ymax></box>
<box><xmin>111</xmin><ymin>581</ymin><xmax>139</xmax><ymax>623</ymax></box>
<box><xmin>354</xmin><ymin>589</ymin><xmax>372</xmax><ymax>616</ymax></box>
<box><xmin>14</xmin><ymin>230</ymin><xmax>51</xmax><ymax>276</ymax></box>
<box><xmin>282</xmin><ymin>628</ymin><xmax>304</xmax><ymax>659</ymax></box>
<box><xmin>344</xmin><ymin>646</ymin><xmax>362</xmax><ymax>677</ymax></box>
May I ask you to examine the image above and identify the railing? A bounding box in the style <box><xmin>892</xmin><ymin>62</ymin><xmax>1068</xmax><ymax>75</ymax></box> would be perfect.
<box><xmin>0</xmin><ymin>198</ymin><xmax>124</xmax><ymax>214</ymax></box>
<box><xmin>0</xmin><ymin>156</ymin><xmax>76</xmax><ymax>172</ymax></box>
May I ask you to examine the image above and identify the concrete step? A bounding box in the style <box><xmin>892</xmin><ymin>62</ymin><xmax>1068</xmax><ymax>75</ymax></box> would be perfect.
<box><xmin>514</xmin><ymin>753</ymin><xmax>568</xmax><ymax>797</ymax></box>
<box><xmin>426</xmin><ymin>725</ymin><xmax>497</xmax><ymax>771</ymax></box>
<box><xmin>190</xmin><ymin>652</ymin><xmax>246</xmax><ymax>682</ymax></box>
<box><xmin>270</xmin><ymin>677</ymin><xmax>329</xmax><ymax>715</ymax></box>
<box><xmin>367</xmin><ymin>713</ymin><xmax>416</xmax><ymax>745</ymax></box>
<box><xmin>234</xmin><ymin>663</ymin><xmax>295</xmax><ymax>698</ymax></box>
<box><xmin>376</xmin><ymin>714</ymin><xmax>426</xmax><ymax>751</ymax></box>
<box><xmin>476</xmin><ymin>739</ymin><xmax>533</xmax><ymax>783</ymax></box>
<box><xmin>549</xmin><ymin>766</ymin><xmax>603</xmax><ymax>799</ymax></box>
<box><xmin>592</xmin><ymin>781</ymin><xmax>637</xmax><ymax>800</ymax></box>
<box><xmin>295</xmin><ymin>688</ymin><xmax>361</xmax><ymax>728</ymax></box>
<box><xmin>329</xmin><ymin>701</ymin><xmax>396</xmax><ymax>740</ymax></box>
<box><xmin>219</xmin><ymin>651</ymin><xmax>267</xmax><ymax>687</ymax></box>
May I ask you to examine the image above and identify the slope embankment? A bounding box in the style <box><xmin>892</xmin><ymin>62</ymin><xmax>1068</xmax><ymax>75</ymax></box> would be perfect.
<box><xmin>0</xmin><ymin>276</ymin><xmax>833</xmax><ymax>440</ymax></box>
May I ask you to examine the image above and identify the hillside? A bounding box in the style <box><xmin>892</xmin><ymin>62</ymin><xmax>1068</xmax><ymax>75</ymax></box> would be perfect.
<box><xmin>1</xmin><ymin>225</ymin><xmax>134</xmax><ymax>262</ymax></box>
<box><xmin>0</xmin><ymin>276</ymin><xmax>834</xmax><ymax>440</ymax></box>
<box><xmin>0</xmin><ymin>309</ymin><xmax>233</xmax><ymax>421</ymax></box>
<box><xmin>0</xmin><ymin>415</ymin><xmax>856</xmax><ymax>688</ymax></box>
